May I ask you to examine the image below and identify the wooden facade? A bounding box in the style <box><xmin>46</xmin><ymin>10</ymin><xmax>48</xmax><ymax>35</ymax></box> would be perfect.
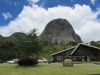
<box><xmin>51</xmin><ymin>43</ymin><xmax>100</xmax><ymax>62</ymax></box>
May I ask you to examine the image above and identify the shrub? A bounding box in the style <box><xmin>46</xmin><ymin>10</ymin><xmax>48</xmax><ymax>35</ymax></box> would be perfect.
<box><xmin>18</xmin><ymin>57</ymin><xmax>38</xmax><ymax>66</ymax></box>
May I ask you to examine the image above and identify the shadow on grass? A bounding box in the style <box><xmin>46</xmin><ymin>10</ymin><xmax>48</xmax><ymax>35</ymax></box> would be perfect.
<box><xmin>14</xmin><ymin>64</ymin><xmax>45</xmax><ymax>69</ymax></box>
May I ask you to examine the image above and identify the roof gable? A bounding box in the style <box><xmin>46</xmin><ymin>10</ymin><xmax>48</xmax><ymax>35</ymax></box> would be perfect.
<box><xmin>51</xmin><ymin>47</ymin><xmax>75</xmax><ymax>56</ymax></box>
<box><xmin>71</xmin><ymin>43</ymin><xmax>100</xmax><ymax>55</ymax></box>
<box><xmin>51</xmin><ymin>43</ymin><xmax>100</xmax><ymax>56</ymax></box>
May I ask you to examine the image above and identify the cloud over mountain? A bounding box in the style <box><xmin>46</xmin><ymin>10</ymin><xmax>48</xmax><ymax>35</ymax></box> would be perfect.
<box><xmin>0</xmin><ymin>1</ymin><xmax>100</xmax><ymax>42</ymax></box>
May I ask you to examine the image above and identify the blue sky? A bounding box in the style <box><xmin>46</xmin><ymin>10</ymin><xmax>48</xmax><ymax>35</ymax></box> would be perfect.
<box><xmin>0</xmin><ymin>0</ymin><xmax>29</xmax><ymax>25</ymax></box>
<box><xmin>38</xmin><ymin>0</ymin><xmax>99</xmax><ymax>10</ymax></box>
<box><xmin>0</xmin><ymin>0</ymin><xmax>100</xmax><ymax>26</ymax></box>
<box><xmin>0</xmin><ymin>0</ymin><xmax>100</xmax><ymax>42</ymax></box>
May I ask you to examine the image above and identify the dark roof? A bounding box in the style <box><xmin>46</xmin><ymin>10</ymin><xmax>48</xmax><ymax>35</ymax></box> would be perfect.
<box><xmin>51</xmin><ymin>46</ymin><xmax>76</xmax><ymax>56</ymax></box>
<box><xmin>51</xmin><ymin>43</ymin><xmax>100</xmax><ymax>56</ymax></box>
<box><xmin>71</xmin><ymin>43</ymin><xmax>100</xmax><ymax>55</ymax></box>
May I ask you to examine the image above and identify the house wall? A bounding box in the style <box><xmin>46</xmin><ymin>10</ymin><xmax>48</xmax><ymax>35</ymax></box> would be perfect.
<box><xmin>52</xmin><ymin>52</ymin><xmax>66</xmax><ymax>62</ymax></box>
<box><xmin>72</xmin><ymin>45</ymin><xmax>100</xmax><ymax>61</ymax></box>
<box><xmin>52</xmin><ymin>48</ymin><xmax>74</xmax><ymax>62</ymax></box>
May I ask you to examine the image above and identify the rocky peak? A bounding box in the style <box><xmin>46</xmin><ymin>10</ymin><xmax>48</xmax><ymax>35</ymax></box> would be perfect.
<box><xmin>40</xmin><ymin>18</ymin><xmax>82</xmax><ymax>44</ymax></box>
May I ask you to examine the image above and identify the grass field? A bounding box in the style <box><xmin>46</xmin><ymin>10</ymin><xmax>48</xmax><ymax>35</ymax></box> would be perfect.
<box><xmin>0</xmin><ymin>63</ymin><xmax>100</xmax><ymax>75</ymax></box>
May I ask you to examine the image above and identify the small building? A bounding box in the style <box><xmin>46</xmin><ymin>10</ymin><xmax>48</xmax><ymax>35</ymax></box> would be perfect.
<box><xmin>51</xmin><ymin>43</ymin><xmax>100</xmax><ymax>62</ymax></box>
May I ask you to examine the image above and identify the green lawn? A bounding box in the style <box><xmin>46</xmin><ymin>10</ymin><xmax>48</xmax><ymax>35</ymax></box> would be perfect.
<box><xmin>0</xmin><ymin>63</ymin><xmax>100</xmax><ymax>75</ymax></box>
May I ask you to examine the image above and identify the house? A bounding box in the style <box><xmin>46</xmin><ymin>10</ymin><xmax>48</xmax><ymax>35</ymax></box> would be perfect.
<box><xmin>51</xmin><ymin>43</ymin><xmax>100</xmax><ymax>62</ymax></box>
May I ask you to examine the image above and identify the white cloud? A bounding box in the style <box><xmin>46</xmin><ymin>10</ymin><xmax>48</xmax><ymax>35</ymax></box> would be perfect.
<box><xmin>28</xmin><ymin>0</ymin><xmax>39</xmax><ymax>3</ymax></box>
<box><xmin>90</xmin><ymin>0</ymin><xmax>96</xmax><ymax>5</ymax></box>
<box><xmin>0</xmin><ymin>3</ymin><xmax>100</xmax><ymax>42</ymax></box>
<box><xmin>28</xmin><ymin>0</ymin><xmax>39</xmax><ymax>5</ymax></box>
<box><xmin>2</xmin><ymin>12</ymin><xmax>12</xmax><ymax>20</ymax></box>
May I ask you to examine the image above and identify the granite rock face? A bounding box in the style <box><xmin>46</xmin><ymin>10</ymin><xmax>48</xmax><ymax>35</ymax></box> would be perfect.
<box><xmin>40</xmin><ymin>18</ymin><xmax>82</xmax><ymax>44</ymax></box>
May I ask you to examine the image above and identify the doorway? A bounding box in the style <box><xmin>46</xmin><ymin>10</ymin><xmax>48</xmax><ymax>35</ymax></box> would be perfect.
<box><xmin>82</xmin><ymin>56</ymin><xmax>90</xmax><ymax>62</ymax></box>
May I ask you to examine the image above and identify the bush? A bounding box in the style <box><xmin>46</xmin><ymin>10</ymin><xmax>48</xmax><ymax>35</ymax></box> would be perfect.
<box><xmin>18</xmin><ymin>57</ymin><xmax>38</xmax><ymax>66</ymax></box>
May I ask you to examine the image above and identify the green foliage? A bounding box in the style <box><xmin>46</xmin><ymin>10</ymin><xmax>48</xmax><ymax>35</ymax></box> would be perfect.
<box><xmin>1</xmin><ymin>28</ymin><xmax>95</xmax><ymax>61</ymax></box>
<box><xmin>0</xmin><ymin>40</ymin><xmax>16</xmax><ymax>61</ymax></box>
<box><xmin>27</xmin><ymin>29</ymin><xmax>43</xmax><ymax>54</ymax></box>
<box><xmin>0</xmin><ymin>29</ymin><xmax>42</xmax><ymax>61</ymax></box>
<box><xmin>90</xmin><ymin>41</ymin><xmax>100</xmax><ymax>47</ymax></box>
<box><xmin>38</xmin><ymin>41</ymin><xmax>77</xmax><ymax>59</ymax></box>
<box><xmin>67</xmin><ymin>41</ymin><xmax>78</xmax><ymax>46</ymax></box>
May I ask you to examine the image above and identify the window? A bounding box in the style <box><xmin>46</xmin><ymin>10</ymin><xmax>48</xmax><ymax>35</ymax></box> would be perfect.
<box><xmin>57</xmin><ymin>56</ymin><xmax>63</xmax><ymax>61</ymax></box>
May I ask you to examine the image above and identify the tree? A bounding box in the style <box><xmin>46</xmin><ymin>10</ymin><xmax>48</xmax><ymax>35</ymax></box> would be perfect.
<box><xmin>27</xmin><ymin>29</ymin><xmax>43</xmax><ymax>54</ymax></box>
<box><xmin>0</xmin><ymin>29</ymin><xmax>43</xmax><ymax>61</ymax></box>
<box><xmin>0</xmin><ymin>40</ymin><xmax>16</xmax><ymax>61</ymax></box>
<box><xmin>90</xmin><ymin>41</ymin><xmax>100</xmax><ymax>47</ymax></box>
<box><xmin>14</xmin><ymin>29</ymin><xmax>43</xmax><ymax>58</ymax></box>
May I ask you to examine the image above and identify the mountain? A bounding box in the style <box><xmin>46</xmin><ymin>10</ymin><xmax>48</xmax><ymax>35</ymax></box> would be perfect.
<box><xmin>10</xmin><ymin>32</ymin><xmax>27</xmax><ymax>38</ymax></box>
<box><xmin>0</xmin><ymin>32</ymin><xmax>28</xmax><ymax>42</ymax></box>
<box><xmin>40</xmin><ymin>18</ymin><xmax>82</xmax><ymax>44</ymax></box>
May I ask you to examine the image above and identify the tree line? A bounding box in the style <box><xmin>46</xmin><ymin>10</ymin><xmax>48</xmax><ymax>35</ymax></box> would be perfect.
<box><xmin>0</xmin><ymin>29</ymin><xmax>43</xmax><ymax>61</ymax></box>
